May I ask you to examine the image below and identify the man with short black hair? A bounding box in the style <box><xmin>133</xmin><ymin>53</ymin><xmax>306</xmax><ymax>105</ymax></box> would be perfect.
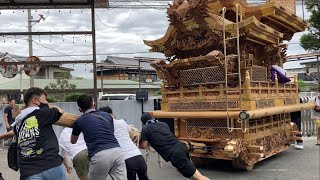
<box><xmin>0</xmin><ymin>87</ymin><xmax>66</xmax><ymax>180</ymax></box>
<box><xmin>71</xmin><ymin>95</ymin><xmax>126</xmax><ymax>180</ymax></box>
<box><xmin>139</xmin><ymin>112</ymin><xmax>210</xmax><ymax>180</ymax></box>
<box><xmin>4</xmin><ymin>98</ymin><xmax>15</xmax><ymax>132</ymax></box>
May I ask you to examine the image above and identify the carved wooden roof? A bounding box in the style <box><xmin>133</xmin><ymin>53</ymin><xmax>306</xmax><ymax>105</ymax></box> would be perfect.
<box><xmin>144</xmin><ymin>0</ymin><xmax>308</xmax><ymax>59</ymax></box>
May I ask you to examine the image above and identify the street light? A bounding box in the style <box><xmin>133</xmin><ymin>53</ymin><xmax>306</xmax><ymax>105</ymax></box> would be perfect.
<box><xmin>27</xmin><ymin>10</ymin><xmax>46</xmax><ymax>87</ymax></box>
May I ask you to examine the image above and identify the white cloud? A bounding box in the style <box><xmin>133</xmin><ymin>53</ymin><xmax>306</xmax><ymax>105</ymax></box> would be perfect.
<box><xmin>0</xmin><ymin>3</ymin><xmax>312</xmax><ymax>78</ymax></box>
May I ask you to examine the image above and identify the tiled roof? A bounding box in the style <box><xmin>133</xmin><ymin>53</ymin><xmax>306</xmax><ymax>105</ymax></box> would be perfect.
<box><xmin>103</xmin><ymin>56</ymin><xmax>156</xmax><ymax>70</ymax></box>
<box><xmin>0</xmin><ymin>52</ymin><xmax>25</xmax><ymax>62</ymax></box>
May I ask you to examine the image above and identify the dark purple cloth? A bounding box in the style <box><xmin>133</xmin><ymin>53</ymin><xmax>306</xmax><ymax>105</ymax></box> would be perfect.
<box><xmin>270</xmin><ymin>65</ymin><xmax>291</xmax><ymax>83</ymax></box>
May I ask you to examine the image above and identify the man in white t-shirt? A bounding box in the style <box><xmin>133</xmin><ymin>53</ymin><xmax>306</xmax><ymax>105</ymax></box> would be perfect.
<box><xmin>310</xmin><ymin>92</ymin><xmax>320</xmax><ymax>145</ymax></box>
<box><xmin>99</xmin><ymin>106</ymin><xmax>149</xmax><ymax>180</ymax></box>
<box><xmin>59</xmin><ymin>127</ymin><xmax>89</xmax><ymax>180</ymax></box>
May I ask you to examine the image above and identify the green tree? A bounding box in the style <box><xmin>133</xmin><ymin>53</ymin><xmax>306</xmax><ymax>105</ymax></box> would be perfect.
<box><xmin>65</xmin><ymin>93</ymin><xmax>86</xmax><ymax>102</ymax></box>
<box><xmin>298</xmin><ymin>79</ymin><xmax>309</xmax><ymax>92</ymax></box>
<box><xmin>44</xmin><ymin>74</ymin><xmax>76</xmax><ymax>90</ymax></box>
<box><xmin>44</xmin><ymin>74</ymin><xmax>77</xmax><ymax>101</ymax></box>
<box><xmin>300</xmin><ymin>0</ymin><xmax>320</xmax><ymax>51</ymax></box>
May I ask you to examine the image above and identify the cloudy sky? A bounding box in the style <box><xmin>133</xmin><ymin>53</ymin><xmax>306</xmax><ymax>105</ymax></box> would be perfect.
<box><xmin>0</xmin><ymin>1</ymin><xmax>311</xmax><ymax>78</ymax></box>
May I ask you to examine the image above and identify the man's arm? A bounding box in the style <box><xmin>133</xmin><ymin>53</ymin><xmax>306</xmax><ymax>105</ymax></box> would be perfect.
<box><xmin>0</xmin><ymin>130</ymin><xmax>14</xmax><ymax>140</ymax></box>
<box><xmin>139</xmin><ymin>141</ymin><xmax>149</xmax><ymax>149</ymax></box>
<box><xmin>62</xmin><ymin>157</ymin><xmax>73</xmax><ymax>174</ymax></box>
<box><xmin>129</xmin><ymin>129</ymin><xmax>135</xmax><ymax>140</ymax></box>
<box><xmin>139</xmin><ymin>127</ymin><xmax>149</xmax><ymax>149</ymax></box>
<box><xmin>71</xmin><ymin>120</ymin><xmax>81</xmax><ymax>144</ymax></box>
<box><xmin>3</xmin><ymin>106</ymin><xmax>10</xmax><ymax>129</ymax></box>
<box><xmin>58</xmin><ymin>145</ymin><xmax>72</xmax><ymax>174</ymax></box>
<box><xmin>49</xmin><ymin>105</ymin><xmax>64</xmax><ymax>114</ymax></box>
<box><xmin>3</xmin><ymin>112</ymin><xmax>9</xmax><ymax>129</ymax></box>
<box><xmin>71</xmin><ymin>134</ymin><xmax>79</xmax><ymax>144</ymax></box>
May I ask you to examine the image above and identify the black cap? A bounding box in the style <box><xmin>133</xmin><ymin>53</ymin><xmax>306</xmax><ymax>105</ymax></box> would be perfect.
<box><xmin>141</xmin><ymin>112</ymin><xmax>153</xmax><ymax>125</ymax></box>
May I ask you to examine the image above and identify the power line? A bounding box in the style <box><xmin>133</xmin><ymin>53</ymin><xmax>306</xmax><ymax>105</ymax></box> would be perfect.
<box><xmin>0</xmin><ymin>21</ymin><xmax>27</xmax><ymax>28</ymax></box>
<box><xmin>2</xmin><ymin>35</ymin><xmax>78</xmax><ymax>60</ymax></box>
<box><xmin>95</xmin><ymin>13</ymin><xmax>118</xmax><ymax>28</ymax></box>
<box><xmin>1</xmin><ymin>35</ymin><xmax>159</xmax><ymax>58</ymax></box>
<box><xmin>95</xmin><ymin>3</ymin><xmax>135</xmax><ymax>28</ymax></box>
<box><xmin>31</xmin><ymin>40</ymin><xmax>77</xmax><ymax>60</ymax></box>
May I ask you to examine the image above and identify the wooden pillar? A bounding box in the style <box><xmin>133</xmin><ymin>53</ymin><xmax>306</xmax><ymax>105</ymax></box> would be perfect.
<box><xmin>275</xmin><ymin>73</ymin><xmax>279</xmax><ymax>95</ymax></box>
<box><xmin>174</xmin><ymin>118</ymin><xmax>180</xmax><ymax>137</ymax></box>
<box><xmin>244</xmin><ymin>70</ymin><xmax>251</xmax><ymax>96</ymax></box>
<box><xmin>294</xmin><ymin>75</ymin><xmax>298</xmax><ymax>93</ymax></box>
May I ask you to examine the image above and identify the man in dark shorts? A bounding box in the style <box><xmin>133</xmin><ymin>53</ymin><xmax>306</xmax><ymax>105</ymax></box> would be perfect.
<box><xmin>139</xmin><ymin>112</ymin><xmax>210</xmax><ymax>180</ymax></box>
<box><xmin>4</xmin><ymin>98</ymin><xmax>15</xmax><ymax>132</ymax></box>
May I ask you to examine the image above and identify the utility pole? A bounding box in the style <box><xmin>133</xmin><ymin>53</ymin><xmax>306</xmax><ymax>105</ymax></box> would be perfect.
<box><xmin>28</xmin><ymin>9</ymin><xmax>34</xmax><ymax>87</ymax></box>
<box><xmin>317</xmin><ymin>55</ymin><xmax>320</xmax><ymax>90</ymax></box>
<box><xmin>138</xmin><ymin>59</ymin><xmax>141</xmax><ymax>91</ymax></box>
<box><xmin>302</xmin><ymin>0</ymin><xmax>305</xmax><ymax>20</ymax></box>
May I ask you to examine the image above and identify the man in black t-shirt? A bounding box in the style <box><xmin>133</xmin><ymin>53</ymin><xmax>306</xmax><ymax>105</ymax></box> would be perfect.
<box><xmin>0</xmin><ymin>87</ymin><xmax>65</xmax><ymax>180</ymax></box>
<box><xmin>139</xmin><ymin>112</ymin><xmax>210</xmax><ymax>180</ymax></box>
<box><xmin>4</xmin><ymin>98</ymin><xmax>15</xmax><ymax>132</ymax></box>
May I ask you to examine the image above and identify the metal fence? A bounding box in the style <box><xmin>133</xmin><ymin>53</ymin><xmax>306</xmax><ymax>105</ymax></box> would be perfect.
<box><xmin>300</xmin><ymin>96</ymin><xmax>318</xmax><ymax>136</ymax></box>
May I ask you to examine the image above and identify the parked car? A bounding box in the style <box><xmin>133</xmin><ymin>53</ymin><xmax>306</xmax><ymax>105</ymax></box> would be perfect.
<box><xmin>100</xmin><ymin>93</ymin><xmax>136</xmax><ymax>100</ymax></box>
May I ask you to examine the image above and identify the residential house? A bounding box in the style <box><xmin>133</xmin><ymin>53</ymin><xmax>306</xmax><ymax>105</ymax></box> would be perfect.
<box><xmin>284</xmin><ymin>53</ymin><xmax>320</xmax><ymax>90</ymax></box>
<box><xmin>0</xmin><ymin>52</ymin><xmax>74</xmax><ymax>102</ymax></box>
<box><xmin>97</xmin><ymin>56</ymin><xmax>160</xmax><ymax>83</ymax></box>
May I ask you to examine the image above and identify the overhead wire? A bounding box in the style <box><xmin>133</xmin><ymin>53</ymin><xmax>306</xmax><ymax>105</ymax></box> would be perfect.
<box><xmin>2</xmin><ymin>35</ymin><xmax>78</xmax><ymax>60</ymax></box>
<box><xmin>95</xmin><ymin>2</ymin><xmax>136</xmax><ymax>28</ymax></box>
<box><xmin>95</xmin><ymin>13</ymin><xmax>119</xmax><ymax>28</ymax></box>
<box><xmin>1</xmin><ymin>35</ymin><xmax>155</xmax><ymax>58</ymax></box>
<box><xmin>0</xmin><ymin>21</ymin><xmax>27</xmax><ymax>28</ymax></box>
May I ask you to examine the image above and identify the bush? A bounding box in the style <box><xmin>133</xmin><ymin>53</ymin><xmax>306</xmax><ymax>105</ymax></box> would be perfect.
<box><xmin>65</xmin><ymin>93</ymin><xmax>86</xmax><ymax>102</ymax></box>
<box><xmin>46</xmin><ymin>96</ymin><xmax>58</xmax><ymax>102</ymax></box>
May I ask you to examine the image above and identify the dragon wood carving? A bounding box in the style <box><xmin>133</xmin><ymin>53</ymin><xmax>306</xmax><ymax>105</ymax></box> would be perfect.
<box><xmin>167</xmin><ymin>0</ymin><xmax>208</xmax><ymax>24</ymax></box>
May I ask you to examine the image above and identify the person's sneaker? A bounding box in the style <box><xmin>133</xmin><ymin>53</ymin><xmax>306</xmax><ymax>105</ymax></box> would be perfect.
<box><xmin>294</xmin><ymin>143</ymin><xmax>304</xmax><ymax>150</ymax></box>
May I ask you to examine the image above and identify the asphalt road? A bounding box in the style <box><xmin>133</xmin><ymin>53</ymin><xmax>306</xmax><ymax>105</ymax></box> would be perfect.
<box><xmin>1</xmin><ymin>137</ymin><xmax>319</xmax><ymax>180</ymax></box>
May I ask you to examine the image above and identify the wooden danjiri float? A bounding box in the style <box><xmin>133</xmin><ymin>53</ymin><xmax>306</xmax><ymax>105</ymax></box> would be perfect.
<box><xmin>143</xmin><ymin>0</ymin><xmax>313</xmax><ymax>170</ymax></box>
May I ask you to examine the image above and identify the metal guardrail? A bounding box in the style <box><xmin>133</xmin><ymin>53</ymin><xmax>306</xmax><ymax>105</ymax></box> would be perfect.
<box><xmin>300</xmin><ymin>96</ymin><xmax>317</xmax><ymax>136</ymax></box>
